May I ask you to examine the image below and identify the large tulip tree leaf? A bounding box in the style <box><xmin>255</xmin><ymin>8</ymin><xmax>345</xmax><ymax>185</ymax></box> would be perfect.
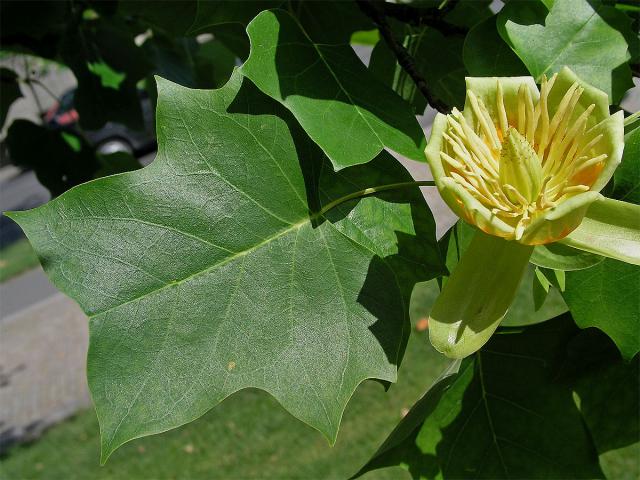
<box><xmin>356</xmin><ymin>315</ymin><xmax>603</xmax><ymax>479</ymax></box>
<box><xmin>498</xmin><ymin>0</ymin><xmax>633</xmax><ymax>103</ymax></box>
<box><xmin>7</xmin><ymin>71</ymin><xmax>444</xmax><ymax>462</ymax></box>
<box><xmin>563</xmin><ymin>259</ymin><xmax>640</xmax><ymax>360</ymax></box>
<box><xmin>242</xmin><ymin>9</ymin><xmax>426</xmax><ymax>170</ymax></box>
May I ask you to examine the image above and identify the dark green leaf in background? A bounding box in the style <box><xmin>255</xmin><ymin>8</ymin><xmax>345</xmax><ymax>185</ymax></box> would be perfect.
<box><xmin>141</xmin><ymin>35</ymin><xmax>201</xmax><ymax>89</ymax></box>
<box><xmin>118</xmin><ymin>0</ymin><xmax>199</xmax><ymax>37</ymax></box>
<box><xmin>7</xmin><ymin>71</ymin><xmax>445</xmax><ymax>461</ymax></box>
<box><xmin>141</xmin><ymin>35</ymin><xmax>236</xmax><ymax>90</ymax></box>
<box><xmin>242</xmin><ymin>9</ymin><xmax>426</xmax><ymax>170</ymax></box>
<box><xmin>463</xmin><ymin>16</ymin><xmax>528</xmax><ymax>77</ymax></box>
<box><xmin>612</xmin><ymin>125</ymin><xmax>640</xmax><ymax>204</ymax></box>
<box><xmin>188</xmin><ymin>0</ymin><xmax>281</xmax><ymax>35</ymax></box>
<box><xmin>193</xmin><ymin>39</ymin><xmax>237</xmax><ymax>88</ymax></box>
<box><xmin>560</xmin><ymin>328</ymin><xmax>640</xmax><ymax>455</ymax></box>
<box><xmin>291</xmin><ymin>0</ymin><xmax>374</xmax><ymax>44</ymax></box>
<box><xmin>442</xmin><ymin>0</ymin><xmax>492</xmax><ymax>29</ymax></box>
<box><xmin>498</xmin><ymin>0</ymin><xmax>633</xmax><ymax>103</ymax></box>
<box><xmin>357</xmin><ymin>315</ymin><xmax>604</xmax><ymax>479</ymax></box>
<box><xmin>5</xmin><ymin>120</ymin><xmax>99</xmax><ymax>196</ymax></box>
<box><xmin>59</xmin><ymin>18</ymin><xmax>154</xmax><ymax>130</ymax></box>
<box><xmin>209</xmin><ymin>23</ymin><xmax>252</xmax><ymax>60</ymax></box>
<box><xmin>563</xmin><ymin>259</ymin><xmax>640</xmax><ymax>360</ymax></box>
<box><xmin>94</xmin><ymin>151</ymin><xmax>142</xmax><ymax>179</ymax></box>
<box><xmin>0</xmin><ymin>67</ymin><xmax>22</xmax><ymax>129</ymax></box>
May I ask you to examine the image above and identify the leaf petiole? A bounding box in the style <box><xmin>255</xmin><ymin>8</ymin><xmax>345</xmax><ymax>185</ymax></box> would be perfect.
<box><xmin>318</xmin><ymin>180</ymin><xmax>435</xmax><ymax>217</ymax></box>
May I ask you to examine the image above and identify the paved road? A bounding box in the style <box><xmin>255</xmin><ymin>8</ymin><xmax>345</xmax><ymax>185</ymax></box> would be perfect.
<box><xmin>0</xmin><ymin>151</ymin><xmax>157</xmax><ymax>316</ymax></box>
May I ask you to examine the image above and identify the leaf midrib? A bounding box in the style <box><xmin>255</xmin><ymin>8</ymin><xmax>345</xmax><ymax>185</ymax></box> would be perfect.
<box><xmin>89</xmin><ymin>214</ymin><xmax>309</xmax><ymax>318</ymax></box>
<box><xmin>88</xmin><ymin>181</ymin><xmax>424</xmax><ymax>319</ymax></box>
<box><xmin>539</xmin><ymin>9</ymin><xmax>597</xmax><ymax>77</ymax></box>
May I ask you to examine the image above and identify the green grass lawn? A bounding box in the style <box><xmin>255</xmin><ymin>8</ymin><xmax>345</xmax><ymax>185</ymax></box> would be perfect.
<box><xmin>0</xmin><ymin>238</ymin><xmax>40</xmax><ymax>283</ymax></box>
<box><xmin>1</xmin><ymin>281</ymin><xmax>637</xmax><ymax>479</ymax></box>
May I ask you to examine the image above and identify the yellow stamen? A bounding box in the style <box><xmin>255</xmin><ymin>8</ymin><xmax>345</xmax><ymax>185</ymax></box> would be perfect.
<box><xmin>439</xmin><ymin>77</ymin><xmax>604</xmax><ymax>243</ymax></box>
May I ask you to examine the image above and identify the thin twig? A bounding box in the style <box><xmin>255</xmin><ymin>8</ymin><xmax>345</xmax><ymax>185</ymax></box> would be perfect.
<box><xmin>357</xmin><ymin>0</ymin><xmax>450</xmax><ymax>113</ymax></box>
<box><xmin>28</xmin><ymin>78</ymin><xmax>61</xmax><ymax>104</ymax></box>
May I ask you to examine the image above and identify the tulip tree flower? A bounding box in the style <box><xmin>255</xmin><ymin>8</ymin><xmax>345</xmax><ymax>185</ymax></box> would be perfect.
<box><xmin>425</xmin><ymin>67</ymin><xmax>640</xmax><ymax>359</ymax></box>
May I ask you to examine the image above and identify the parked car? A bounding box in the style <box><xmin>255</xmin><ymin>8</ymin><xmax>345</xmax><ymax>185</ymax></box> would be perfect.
<box><xmin>43</xmin><ymin>88</ymin><xmax>156</xmax><ymax>156</ymax></box>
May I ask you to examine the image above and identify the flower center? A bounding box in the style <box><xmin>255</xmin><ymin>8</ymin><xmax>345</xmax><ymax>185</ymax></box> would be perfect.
<box><xmin>439</xmin><ymin>75</ymin><xmax>607</xmax><ymax>240</ymax></box>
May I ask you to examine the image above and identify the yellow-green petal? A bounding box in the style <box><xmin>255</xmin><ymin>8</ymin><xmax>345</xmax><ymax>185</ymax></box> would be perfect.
<box><xmin>520</xmin><ymin>191</ymin><xmax>602</xmax><ymax>245</ymax></box>
<box><xmin>547</xmin><ymin>67</ymin><xmax>610</xmax><ymax>124</ymax></box>
<box><xmin>588</xmin><ymin>111</ymin><xmax>625</xmax><ymax>192</ymax></box>
<box><xmin>464</xmin><ymin>76</ymin><xmax>539</xmax><ymax>127</ymax></box>
<box><xmin>428</xmin><ymin>230</ymin><xmax>533</xmax><ymax>358</ymax></box>
<box><xmin>560</xmin><ymin>197</ymin><xmax>640</xmax><ymax>265</ymax></box>
<box><xmin>547</xmin><ymin>68</ymin><xmax>624</xmax><ymax>192</ymax></box>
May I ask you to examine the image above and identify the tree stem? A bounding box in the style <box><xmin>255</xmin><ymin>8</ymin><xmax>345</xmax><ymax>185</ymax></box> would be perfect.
<box><xmin>356</xmin><ymin>0</ymin><xmax>450</xmax><ymax>113</ymax></box>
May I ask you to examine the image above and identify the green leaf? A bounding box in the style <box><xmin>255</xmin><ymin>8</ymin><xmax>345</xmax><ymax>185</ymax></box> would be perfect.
<box><xmin>118</xmin><ymin>0</ymin><xmax>198</xmax><ymax>36</ymax></box>
<box><xmin>193</xmin><ymin>39</ymin><xmax>236</xmax><ymax>88</ymax></box>
<box><xmin>141</xmin><ymin>34</ymin><xmax>200</xmax><ymax>88</ymax></box>
<box><xmin>560</xmin><ymin>197</ymin><xmax>640</xmax><ymax>266</ymax></box>
<box><xmin>242</xmin><ymin>9</ymin><xmax>426</xmax><ymax>170</ymax></box>
<box><xmin>0</xmin><ymin>67</ymin><xmax>22</xmax><ymax>129</ymax></box>
<box><xmin>442</xmin><ymin>0</ymin><xmax>492</xmax><ymax>29</ymax></box>
<box><xmin>94</xmin><ymin>151</ymin><xmax>142</xmax><ymax>179</ymax></box>
<box><xmin>562</xmin><ymin>259</ymin><xmax>640</xmax><ymax>360</ymax></box>
<box><xmin>578</xmin><ymin>356</ymin><xmax>640</xmax><ymax>453</ymax></box>
<box><xmin>188</xmin><ymin>0</ymin><xmax>281</xmax><ymax>35</ymax></box>
<box><xmin>612</xmin><ymin>125</ymin><xmax>640</xmax><ymax>204</ymax></box>
<box><xmin>533</xmin><ymin>267</ymin><xmax>551</xmax><ymax>311</ymax></box>
<box><xmin>498</xmin><ymin>0</ymin><xmax>633</xmax><ymax>103</ymax></box>
<box><xmin>530</xmin><ymin>242</ymin><xmax>604</xmax><ymax>271</ymax></box>
<box><xmin>560</xmin><ymin>328</ymin><xmax>640</xmax><ymax>454</ymax></box>
<box><xmin>463</xmin><ymin>16</ymin><xmax>528</xmax><ymax>77</ymax></box>
<box><xmin>357</xmin><ymin>315</ymin><xmax>604</xmax><ymax>479</ymax></box>
<box><xmin>292</xmin><ymin>0</ymin><xmax>374</xmax><ymax>44</ymax></box>
<box><xmin>369</xmin><ymin>21</ymin><xmax>466</xmax><ymax>113</ymax></box>
<box><xmin>429</xmin><ymin>229</ymin><xmax>533</xmax><ymax>358</ymax></box>
<box><xmin>5</xmin><ymin>120</ymin><xmax>99</xmax><ymax>196</ymax></box>
<box><xmin>87</xmin><ymin>61</ymin><xmax>126</xmax><ymax>90</ymax></box>
<box><xmin>6</xmin><ymin>71</ymin><xmax>444</xmax><ymax>461</ymax></box>
<box><xmin>209</xmin><ymin>23</ymin><xmax>251</xmax><ymax>60</ymax></box>
<box><xmin>350</xmin><ymin>29</ymin><xmax>379</xmax><ymax>46</ymax></box>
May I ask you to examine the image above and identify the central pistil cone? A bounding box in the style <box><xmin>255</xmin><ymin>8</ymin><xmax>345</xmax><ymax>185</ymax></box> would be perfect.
<box><xmin>426</xmin><ymin>68</ymin><xmax>624</xmax><ymax>245</ymax></box>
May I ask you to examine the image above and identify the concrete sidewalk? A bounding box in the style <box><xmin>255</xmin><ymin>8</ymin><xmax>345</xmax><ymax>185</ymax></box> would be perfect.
<box><xmin>0</xmin><ymin>293</ymin><xmax>90</xmax><ymax>451</ymax></box>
